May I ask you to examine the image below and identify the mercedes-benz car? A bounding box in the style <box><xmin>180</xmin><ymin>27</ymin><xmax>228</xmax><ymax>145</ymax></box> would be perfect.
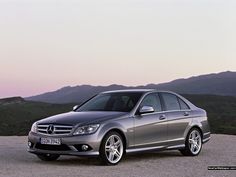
<box><xmin>28</xmin><ymin>89</ymin><xmax>210</xmax><ymax>165</ymax></box>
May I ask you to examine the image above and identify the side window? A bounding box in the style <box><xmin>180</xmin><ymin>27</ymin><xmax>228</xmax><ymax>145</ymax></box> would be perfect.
<box><xmin>139</xmin><ymin>94</ymin><xmax>162</xmax><ymax>112</ymax></box>
<box><xmin>161</xmin><ymin>93</ymin><xmax>180</xmax><ymax>111</ymax></box>
<box><xmin>178</xmin><ymin>98</ymin><xmax>190</xmax><ymax>110</ymax></box>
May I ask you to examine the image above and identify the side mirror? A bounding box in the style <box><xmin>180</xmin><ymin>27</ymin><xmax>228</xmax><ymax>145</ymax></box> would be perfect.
<box><xmin>139</xmin><ymin>106</ymin><xmax>155</xmax><ymax>114</ymax></box>
<box><xmin>72</xmin><ymin>105</ymin><xmax>79</xmax><ymax>111</ymax></box>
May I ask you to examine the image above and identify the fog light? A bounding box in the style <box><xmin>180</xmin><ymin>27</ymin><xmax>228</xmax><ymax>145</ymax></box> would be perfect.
<box><xmin>81</xmin><ymin>145</ymin><xmax>89</xmax><ymax>151</ymax></box>
<box><xmin>28</xmin><ymin>142</ymin><xmax>32</xmax><ymax>147</ymax></box>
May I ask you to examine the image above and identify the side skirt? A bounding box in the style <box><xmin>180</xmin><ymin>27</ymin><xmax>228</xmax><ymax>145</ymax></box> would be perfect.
<box><xmin>126</xmin><ymin>144</ymin><xmax>185</xmax><ymax>153</ymax></box>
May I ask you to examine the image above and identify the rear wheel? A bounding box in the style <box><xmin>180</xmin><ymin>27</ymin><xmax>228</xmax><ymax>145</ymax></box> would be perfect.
<box><xmin>36</xmin><ymin>154</ymin><xmax>60</xmax><ymax>161</ymax></box>
<box><xmin>99</xmin><ymin>131</ymin><xmax>124</xmax><ymax>165</ymax></box>
<box><xmin>180</xmin><ymin>128</ymin><xmax>202</xmax><ymax>156</ymax></box>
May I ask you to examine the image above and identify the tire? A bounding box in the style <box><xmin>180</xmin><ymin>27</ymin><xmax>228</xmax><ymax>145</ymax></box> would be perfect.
<box><xmin>99</xmin><ymin>131</ymin><xmax>124</xmax><ymax>165</ymax></box>
<box><xmin>180</xmin><ymin>128</ymin><xmax>202</xmax><ymax>156</ymax></box>
<box><xmin>36</xmin><ymin>154</ymin><xmax>60</xmax><ymax>161</ymax></box>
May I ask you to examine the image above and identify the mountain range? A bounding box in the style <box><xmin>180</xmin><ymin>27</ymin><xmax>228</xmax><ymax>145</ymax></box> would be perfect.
<box><xmin>26</xmin><ymin>71</ymin><xmax>236</xmax><ymax>104</ymax></box>
<box><xmin>1</xmin><ymin>94</ymin><xmax>236</xmax><ymax>135</ymax></box>
<box><xmin>1</xmin><ymin>71</ymin><xmax>236</xmax><ymax>136</ymax></box>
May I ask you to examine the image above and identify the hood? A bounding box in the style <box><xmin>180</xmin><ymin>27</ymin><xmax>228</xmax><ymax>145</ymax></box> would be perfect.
<box><xmin>37</xmin><ymin>111</ymin><xmax>128</xmax><ymax>125</ymax></box>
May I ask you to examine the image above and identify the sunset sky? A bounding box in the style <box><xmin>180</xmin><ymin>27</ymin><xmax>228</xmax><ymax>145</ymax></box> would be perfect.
<box><xmin>0</xmin><ymin>0</ymin><xmax>235</xmax><ymax>98</ymax></box>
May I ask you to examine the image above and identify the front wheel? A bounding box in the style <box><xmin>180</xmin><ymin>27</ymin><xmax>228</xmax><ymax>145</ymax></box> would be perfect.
<box><xmin>36</xmin><ymin>154</ymin><xmax>60</xmax><ymax>161</ymax></box>
<box><xmin>99</xmin><ymin>131</ymin><xmax>124</xmax><ymax>165</ymax></box>
<box><xmin>180</xmin><ymin>128</ymin><xmax>202</xmax><ymax>156</ymax></box>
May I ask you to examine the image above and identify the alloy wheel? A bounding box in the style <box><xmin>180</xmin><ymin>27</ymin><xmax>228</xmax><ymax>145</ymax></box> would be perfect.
<box><xmin>105</xmin><ymin>134</ymin><xmax>124</xmax><ymax>164</ymax></box>
<box><xmin>188</xmin><ymin>130</ymin><xmax>202</xmax><ymax>155</ymax></box>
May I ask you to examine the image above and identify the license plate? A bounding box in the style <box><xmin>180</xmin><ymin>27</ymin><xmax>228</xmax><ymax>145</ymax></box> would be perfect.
<box><xmin>40</xmin><ymin>138</ymin><xmax>61</xmax><ymax>145</ymax></box>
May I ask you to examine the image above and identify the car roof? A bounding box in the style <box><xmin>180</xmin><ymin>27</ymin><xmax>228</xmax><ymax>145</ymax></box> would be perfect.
<box><xmin>100</xmin><ymin>89</ymin><xmax>177</xmax><ymax>94</ymax></box>
<box><xmin>101</xmin><ymin>89</ymin><xmax>186</xmax><ymax>96</ymax></box>
<box><xmin>102</xmin><ymin>89</ymin><xmax>155</xmax><ymax>94</ymax></box>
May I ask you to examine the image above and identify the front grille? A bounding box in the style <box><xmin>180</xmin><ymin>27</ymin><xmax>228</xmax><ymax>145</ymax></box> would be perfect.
<box><xmin>37</xmin><ymin>124</ymin><xmax>73</xmax><ymax>135</ymax></box>
<box><xmin>35</xmin><ymin>143</ymin><xmax>71</xmax><ymax>151</ymax></box>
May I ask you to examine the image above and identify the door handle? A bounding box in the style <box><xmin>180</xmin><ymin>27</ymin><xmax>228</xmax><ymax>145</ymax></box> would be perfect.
<box><xmin>184</xmin><ymin>112</ymin><xmax>189</xmax><ymax>116</ymax></box>
<box><xmin>159</xmin><ymin>114</ymin><xmax>166</xmax><ymax>120</ymax></box>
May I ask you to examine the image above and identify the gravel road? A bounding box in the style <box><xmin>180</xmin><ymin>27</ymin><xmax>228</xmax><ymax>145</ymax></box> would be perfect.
<box><xmin>0</xmin><ymin>134</ymin><xmax>235</xmax><ymax>177</ymax></box>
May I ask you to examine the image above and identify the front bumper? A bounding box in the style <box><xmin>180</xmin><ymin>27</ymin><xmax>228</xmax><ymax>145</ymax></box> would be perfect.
<box><xmin>27</xmin><ymin>132</ymin><xmax>101</xmax><ymax>156</ymax></box>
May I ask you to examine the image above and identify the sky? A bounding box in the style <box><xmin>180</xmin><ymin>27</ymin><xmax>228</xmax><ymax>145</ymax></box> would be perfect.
<box><xmin>0</xmin><ymin>0</ymin><xmax>235</xmax><ymax>98</ymax></box>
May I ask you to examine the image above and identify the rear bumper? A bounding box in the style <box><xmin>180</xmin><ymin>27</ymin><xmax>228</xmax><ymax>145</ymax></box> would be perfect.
<box><xmin>27</xmin><ymin>132</ymin><xmax>101</xmax><ymax>156</ymax></box>
<box><xmin>202</xmin><ymin>132</ymin><xmax>211</xmax><ymax>143</ymax></box>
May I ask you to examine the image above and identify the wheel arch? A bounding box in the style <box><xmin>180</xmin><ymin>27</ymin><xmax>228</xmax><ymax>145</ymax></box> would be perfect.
<box><xmin>185</xmin><ymin>125</ymin><xmax>203</xmax><ymax>141</ymax></box>
<box><xmin>99</xmin><ymin>128</ymin><xmax>128</xmax><ymax>150</ymax></box>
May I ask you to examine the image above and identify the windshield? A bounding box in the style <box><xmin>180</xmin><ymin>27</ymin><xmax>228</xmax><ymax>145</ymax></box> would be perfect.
<box><xmin>76</xmin><ymin>92</ymin><xmax>143</xmax><ymax>112</ymax></box>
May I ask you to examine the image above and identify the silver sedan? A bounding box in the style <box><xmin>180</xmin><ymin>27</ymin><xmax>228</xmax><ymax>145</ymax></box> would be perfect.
<box><xmin>28</xmin><ymin>89</ymin><xmax>211</xmax><ymax>165</ymax></box>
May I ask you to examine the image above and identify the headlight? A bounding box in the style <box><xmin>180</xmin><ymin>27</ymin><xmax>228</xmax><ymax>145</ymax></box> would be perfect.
<box><xmin>73</xmin><ymin>124</ymin><xmax>100</xmax><ymax>135</ymax></box>
<box><xmin>31</xmin><ymin>122</ymin><xmax>37</xmax><ymax>133</ymax></box>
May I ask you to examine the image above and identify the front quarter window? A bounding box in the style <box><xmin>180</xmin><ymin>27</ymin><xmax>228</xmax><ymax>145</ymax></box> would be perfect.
<box><xmin>139</xmin><ymin>93</ymin><xmax>162</xmax><ymax>112</ymax></box>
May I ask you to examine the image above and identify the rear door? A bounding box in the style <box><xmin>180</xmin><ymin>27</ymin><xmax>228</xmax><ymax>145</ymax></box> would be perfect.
<box><xmin>160</xmin><ymin>92</ymin><xmax>192</xmax><ymax>146</ymax></box>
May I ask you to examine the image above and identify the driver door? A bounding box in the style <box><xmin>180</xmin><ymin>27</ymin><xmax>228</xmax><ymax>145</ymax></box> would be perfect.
<box><xmin>134</xmin><ymin>93</ymin><xmax>168</xmax><ymax>147</ymax></box>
